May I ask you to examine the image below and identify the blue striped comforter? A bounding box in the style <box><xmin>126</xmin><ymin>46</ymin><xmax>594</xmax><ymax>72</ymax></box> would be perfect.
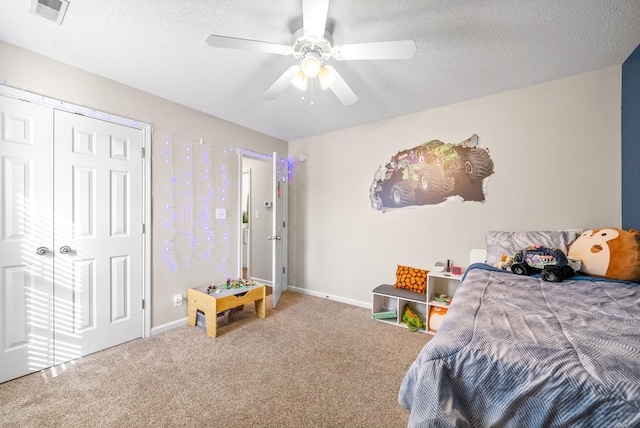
<box><xmin>398</xmin><ymin>264</ymin><xmax>640</xmax><ymax>427</ymax></box>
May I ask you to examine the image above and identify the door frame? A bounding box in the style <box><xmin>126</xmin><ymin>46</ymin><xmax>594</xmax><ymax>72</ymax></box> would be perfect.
<box><xmin>241</xmin><ymin>169</ymin><xmax>252</xmax><ymax>279</ymax></box>
<box><xmin>236</xmin><ymin>149</ymin><xmax>288</xmax><ymax>307</ymax></box>
<box><xmin>237</xmin><ymin>149</ymin><xmax>274</xmax><ymax>283</ymax></box>
<box><xmin>0</xmin><ymin>84</ymin><xmax>153</xmax><ymax>338</ymax></box>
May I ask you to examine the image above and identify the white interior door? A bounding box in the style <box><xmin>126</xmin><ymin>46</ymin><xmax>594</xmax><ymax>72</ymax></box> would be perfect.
<box><xmin>0</xmin><ymin>93</ymin><xmax>145</xmax><ymax>383</ymax></box>
<box><xmin>271</xmin><ymin>154</ymin><xmax>287</xmax><ymax>308</ymax></box>
<box><xmin>237</xmin><ymin>151</ymin><xmax>287</xmax><ymax>308</ymax></box>
<box><xmin>53</xmin><ymin>111</ymin><xmax>144</xmax><ymax>363</ymax></box>
<box><xmin>0</xmin><ymin>96</ymin><xmax>55</xmax><ymax>383</ymax></box>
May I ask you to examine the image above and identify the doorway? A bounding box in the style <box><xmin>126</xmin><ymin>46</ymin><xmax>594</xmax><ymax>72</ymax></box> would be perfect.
<box><xmin>237</xmin><ymin>150</ymin><xmax>288</xmax><ymax>308</ymax></box>
<box><xmin>241</xmin><ymin>157</ymin><xmax>273</xmax><ymax>284</ymax></box>
<box><xmin>241</xmin><ymin>170</ymin><xmax>250</xmax><ymax>279</ymax></box>
<box><xmin>0</xmin><ymin>88</ymin><xmax>151</xmax><ymax>383</ymax></box>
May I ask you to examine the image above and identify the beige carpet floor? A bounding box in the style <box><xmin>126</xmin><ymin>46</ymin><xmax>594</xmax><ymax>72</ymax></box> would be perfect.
<box><xmin>0</xmin><ymin>291</ymin><xmax>430</xmax><ymax>427</ymax></box>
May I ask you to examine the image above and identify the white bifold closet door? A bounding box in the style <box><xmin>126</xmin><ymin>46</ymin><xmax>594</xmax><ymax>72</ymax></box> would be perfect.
<box><xmin>0</xmin><ymin>95</ymin><xmax>144</xmax><ymax>383</ymax></box>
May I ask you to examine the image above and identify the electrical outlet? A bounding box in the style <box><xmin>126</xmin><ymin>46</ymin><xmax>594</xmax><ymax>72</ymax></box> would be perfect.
<box><xmin>173</xmin><ymin>294</ymin><xmax>183</xmax><ymax>307</ymax></box>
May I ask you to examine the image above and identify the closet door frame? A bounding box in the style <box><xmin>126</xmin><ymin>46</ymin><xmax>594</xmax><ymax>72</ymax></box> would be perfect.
<box><xmin>0</xmin><ymin>84</ymin><xmax>153</xmax><ymax>339</ymax></box>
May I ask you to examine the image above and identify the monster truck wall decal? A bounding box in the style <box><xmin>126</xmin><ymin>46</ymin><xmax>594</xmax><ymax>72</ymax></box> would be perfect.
<box><xmin>370</xmin><ymin>134</ymin><xmax>494</xmax><ymax>211</ymax></box>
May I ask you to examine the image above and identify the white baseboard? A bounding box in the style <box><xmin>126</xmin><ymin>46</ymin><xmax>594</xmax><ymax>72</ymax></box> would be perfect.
<box><xmin>151</xmin><ymin>317</ymin><xmax>188</xmax><ymax>336</ymax></box>
<box><xmin>286</xmin><ymin>286</ymin><xmax>372</xmax><ymax>310</ymax></box>
<box><xmin>149</xmin><ymin>287</ymin><xmax>372</xmax><ymax>336</ymax></box>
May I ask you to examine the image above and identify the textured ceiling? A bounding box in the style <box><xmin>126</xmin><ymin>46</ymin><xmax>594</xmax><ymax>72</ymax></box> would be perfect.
<box><xmin>1</xmin><ymin>0</ymin><xmax>639</xmax><ymax>141</ymax></box>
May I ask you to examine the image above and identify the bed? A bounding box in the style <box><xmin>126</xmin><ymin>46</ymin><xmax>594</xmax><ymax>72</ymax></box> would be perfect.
<box><xmin>398</xmin><ymin>240</ymin><xmax>640</xmax><ymax>427</ymax></box>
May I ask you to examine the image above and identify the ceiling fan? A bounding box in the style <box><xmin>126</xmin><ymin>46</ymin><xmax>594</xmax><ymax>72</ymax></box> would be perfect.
<box><xmin>205</xmin><ymin>0</ymin><xmax>417</xmax><ymax>106</ymax></box>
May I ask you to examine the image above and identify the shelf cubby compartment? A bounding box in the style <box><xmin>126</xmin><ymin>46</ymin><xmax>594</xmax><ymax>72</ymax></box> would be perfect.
<box><xmin>398</xmin><ymin>298</ymin><xmax>428</xmax><ymax>332</ymax></box>
<box><xmin>425</xmin><ymin>271</ymin><xmax>463</xmax><ymax>335</ymax></box>
<box><xmin>372</xmin><ymin>284</ymin><xmax>428</xmax><ymax>333</ymax></box>
<box><xmin>372</xmin><ymin>293</ymin><xmax>400</xmax><ymax>325</ymax></box>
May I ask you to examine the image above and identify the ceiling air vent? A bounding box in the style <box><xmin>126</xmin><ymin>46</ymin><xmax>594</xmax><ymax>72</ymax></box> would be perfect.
<box><xmin>30</xmin><ymin>0</ymin><xmax>69</xmax><ymax>25</ymax></box>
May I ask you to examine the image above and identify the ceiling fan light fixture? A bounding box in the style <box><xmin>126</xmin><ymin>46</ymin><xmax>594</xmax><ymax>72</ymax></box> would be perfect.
<box><xmin>318</xmin><ymin>66</ymin><xmax>336</xmax><ymax>90</ymax></box>
<box><xmin>291</xmin><ymin>70</ymin><xmax>308</xmax><ymax>91</ymax></box>
<box><xmin>29</xmin><ymin>0</ymin><xmax>69</xmax><ymax>25</ymax></box>
<box><xmin>207</xmin><ymin>1</ymin><xmax>416</xmax><ymax>106</ymax></box>
<box><xmin>301</xmin><ymin>52</ymin><xmax>321</xmax><ymax>77</ymax></box>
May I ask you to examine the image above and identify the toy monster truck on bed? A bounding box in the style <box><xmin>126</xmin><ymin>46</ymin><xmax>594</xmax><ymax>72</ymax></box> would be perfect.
<box><xmin>510</xmin><ymin>245</ymin><xmax>577</xmax><ymax>282</ymax></box>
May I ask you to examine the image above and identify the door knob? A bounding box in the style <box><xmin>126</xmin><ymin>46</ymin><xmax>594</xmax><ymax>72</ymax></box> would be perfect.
<box><xmin>35</xmin><ymin>247</ymin><xmax>51</xmax><ymax>256</ymax></box>
<box><xmin>59</xmin><ymin>246</ymin><xmax>73</xmax><ymax>254</ymax></box>
<box><xmin>268</xmin><ymin>236</ymin><xmax>282</xmax><ymax>241</ymax></box>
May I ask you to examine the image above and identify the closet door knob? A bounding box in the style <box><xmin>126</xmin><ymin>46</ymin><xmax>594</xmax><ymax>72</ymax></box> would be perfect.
<box><xmin>35</xmin><ymin>247</ymin><xmax>51</xmax><ymax>256</ymax></box>
<box><xmin>59</xmin><ymin>246</ymin><xmax>72</xmax><ymax>254</ymax></box>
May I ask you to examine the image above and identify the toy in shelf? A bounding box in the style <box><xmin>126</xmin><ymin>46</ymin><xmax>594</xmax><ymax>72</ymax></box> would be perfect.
<box><xmin>428</xmin><ymin>306</ymin><xmax>449</xmax><ymax>332</ymax></box>
<box><xmin>434</xmin><ymin>294</ymin><xmax>452</xmax><ymax>305</ymax></box>
<box><xmin>402</xmin><ymin>304</ymin><xmax>425</xmax><ymax>332</ymax></box>
<box><xmin>372</xmin><ymin>310</ymin><xmax>398</xmax><ymax>320</ymax></box>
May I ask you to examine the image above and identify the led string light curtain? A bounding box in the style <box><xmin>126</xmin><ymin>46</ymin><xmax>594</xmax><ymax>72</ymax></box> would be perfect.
<box><xmin>202</xmin><ymin>146</ymin><xmax>214</xmax><ymax>257</ymax></box>
<box><xmin>184</xmin><ymin>141</ymin><xmax>194</xmax><ymax>267</ymax></box>
<box><xmin>219</xmin><ymin>148</ymin><xmax>231</xmax><ymax>274</ymax></box>
<box><xmin>162</xmin><ymin>134</ymin><xmax>177</xmax><ymax>270</ymax></box>
<box><xmin>157</xmin><ymin>130</ymin><xmax>232</xmax><ymax>273</ymax></box>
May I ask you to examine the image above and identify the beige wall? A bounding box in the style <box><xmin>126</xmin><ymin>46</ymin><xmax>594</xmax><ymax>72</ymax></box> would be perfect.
<box><xmin>0</xmin><ymin>40</ymin><xmax>623</xmax><ymax>320</ymax></box>
<box><xmin>0</xmin><ymin>41</ymin><xmax>287</xmax><ymax>331</ymax></box>
<box><xmin>288</xmin><ymin>67</ymin><xmax>622</xmax><ymax>306</ymax></box>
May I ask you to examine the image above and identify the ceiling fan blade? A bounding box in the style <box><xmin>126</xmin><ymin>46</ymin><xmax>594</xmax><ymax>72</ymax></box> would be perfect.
<box><xmin>206</xmin><ymin>35</ymin><xmax>293</xmax><ymax>55</ymax></box>
<box><xmin>262</xmin><ymin>65</ymin><xmax>301</xmax><ymax>100</ymax></box>
<box><xmin>333</xmin><ymin>40</ymin><xmax>417</xmax><ymax>60</ymax></box>
<box><xmin>303</xmin><ymin>0</ymin><xmax>330</xmax><ymax>39</ymax></box>
<box><xmin>323</xmin><ymin>66</ymin><xmax>358</xmax><ymax>106</ymax></box>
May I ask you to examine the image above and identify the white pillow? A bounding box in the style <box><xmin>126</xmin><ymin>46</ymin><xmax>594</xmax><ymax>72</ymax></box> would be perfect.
<box><xmin>485</xmin><ymin>230</ymin><xmax>582</xmax><ymax>265</ymax></box>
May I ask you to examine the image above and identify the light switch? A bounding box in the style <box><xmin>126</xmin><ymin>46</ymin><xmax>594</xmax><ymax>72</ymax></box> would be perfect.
<box><xmin>255</xmin><ymin>210</ymin><xmax>259</xmax><ymax>219</ymax></box>
<box><xmin>215</xmin><ymin>208</ymin><xmax>226</xmax><ymax>220</ymax></box>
